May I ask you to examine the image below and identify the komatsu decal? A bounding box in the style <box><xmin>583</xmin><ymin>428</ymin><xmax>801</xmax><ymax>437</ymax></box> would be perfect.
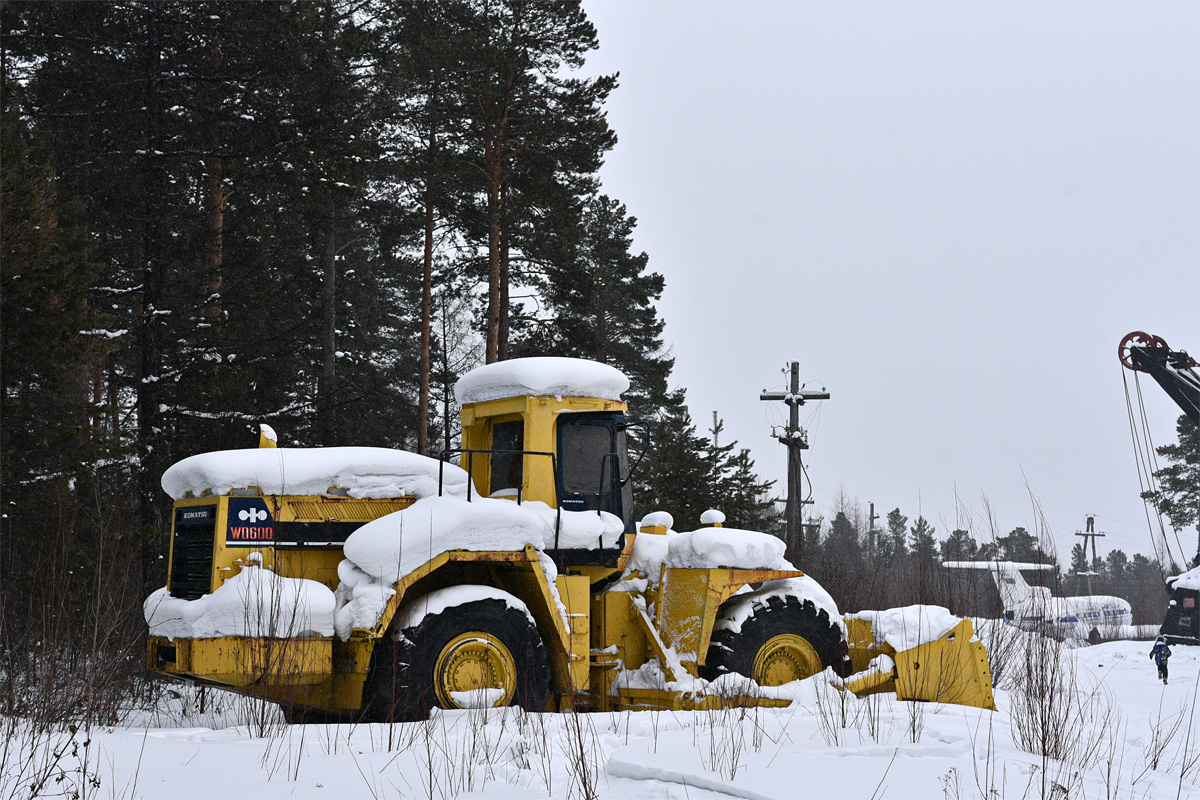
<box><xmin>226</xmin><ymin>498</ymin><xmax>274</xmax><ymax>545</ymax></box>
<box><xmin>178</xmin><ymin>506</ymin><xmax>215</xmax><ymax>525</ymax></box>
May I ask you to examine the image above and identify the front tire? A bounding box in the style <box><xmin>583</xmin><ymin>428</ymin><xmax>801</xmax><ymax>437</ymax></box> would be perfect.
<box><xmin>366</xmin><ymin>595</ymin><xmax>550</xmax><ymax>722</ymax></box>
<box><xmin>701</xmin><ymin>594</ymin><xmax>849</xmax><ymax>685</ymax></box>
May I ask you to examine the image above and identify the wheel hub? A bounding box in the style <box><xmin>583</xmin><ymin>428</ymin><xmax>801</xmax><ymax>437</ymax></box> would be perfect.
<box><xmin>752</xmin><ymin>634</ymin><xmax>822</xmax><ymax>686</ymax></box>
<box><xmin>433</xmin><ymin>633</ymin><xmax>517</xmax><ymax>709</ymax></box>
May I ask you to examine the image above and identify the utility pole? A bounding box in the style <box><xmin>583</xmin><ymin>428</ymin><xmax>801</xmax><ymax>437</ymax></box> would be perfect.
<box><xmin>760</xmin><ymin>362</ymin><xmax>829</xmax><ymax>564</ymax></box>
<box><xmin>867</xmin><ymin>502</ymin><xmax>879</xmax><ymax>560</ymax></box>
<box><xmin>1074</xmin><ymin>514</ymin><xmax>1106</xmax><ymax>595</ymax></box>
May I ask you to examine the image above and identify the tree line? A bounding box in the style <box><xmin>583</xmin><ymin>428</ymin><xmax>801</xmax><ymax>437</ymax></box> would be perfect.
<box><xmin>0</xmin><ymin>0</ymin><xmax>781</xmax><ymax>719</ymax></box>
<box><xmin>2</xmin><ymin>0</ymin><xmax>1194</xmax><ymax>726</ymax></box>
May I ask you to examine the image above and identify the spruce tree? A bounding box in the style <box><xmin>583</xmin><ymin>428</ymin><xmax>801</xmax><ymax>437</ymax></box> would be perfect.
<box><xmin>634</xmin><ymin>392</ymin><xmax>717</xmax><ymax>530</ymax></box>
<box><xmin>1142</xmin><ymin>415</ymin><xmax>1200</xmax><ymax>567</ymax></box>
<box><xmin>886</xmin><ymin>508</ymin><xmax>909</xmax><ymax>558</ymax></box>
<box><xmin>518</xmin><ymin>194</ymin><xmax>672</xmax><ymax>418</ymax></box>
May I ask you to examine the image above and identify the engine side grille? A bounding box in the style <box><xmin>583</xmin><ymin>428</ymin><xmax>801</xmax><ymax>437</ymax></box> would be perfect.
<box><xmin>169</xmin><ymin>506</ymin><xmax>216</xmax><ymax>601</ymax></box>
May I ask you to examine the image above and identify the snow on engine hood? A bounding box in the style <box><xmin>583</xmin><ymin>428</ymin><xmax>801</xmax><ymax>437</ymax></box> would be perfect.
<box><xmin>454</xmin><ymin>357</ymin><xmax>629</xmax><ymax>404</ymax></box>
<box><xmin>160</xmin><ymin>446</ymin><xmax>469</xmax><ymax>500</ymax></box>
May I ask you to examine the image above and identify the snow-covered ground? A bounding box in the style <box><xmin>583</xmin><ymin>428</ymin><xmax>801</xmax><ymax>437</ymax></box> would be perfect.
<box><xmin>4</xmin><ymin>636</ymin><xmax>1198</xmax><ymax>800</ymax></box>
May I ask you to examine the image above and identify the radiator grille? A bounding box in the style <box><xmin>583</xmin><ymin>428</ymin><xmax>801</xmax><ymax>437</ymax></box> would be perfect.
<box><xmin>169</xmin><ymin>506</ymin><xmax>216</xmax><ymax>601</ymax></box>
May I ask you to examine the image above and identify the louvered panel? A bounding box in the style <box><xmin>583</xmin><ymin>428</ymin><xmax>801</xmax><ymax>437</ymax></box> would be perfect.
<box><xmin>284</xmin><ymin>498</ymin><xmax>412</xmax><ymax>522</ymax></box>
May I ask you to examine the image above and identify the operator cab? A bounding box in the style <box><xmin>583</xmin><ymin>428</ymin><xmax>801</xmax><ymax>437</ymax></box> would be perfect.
<box><xmin>454</xmin><ymin>357</ymin><xmax>638</xmax><ymax>562</ymax></box>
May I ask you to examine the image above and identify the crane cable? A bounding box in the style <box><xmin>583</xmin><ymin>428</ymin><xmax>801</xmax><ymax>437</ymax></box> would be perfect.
<box><xmin>1122</xmin><ymin>367</ymin><xmax>1186</xmax><ymax>574</ymax></box>
<box><xmin>1134</xmin><ymin>372</ymin><xmax>1193</xmax><ymax>567</ymax></box>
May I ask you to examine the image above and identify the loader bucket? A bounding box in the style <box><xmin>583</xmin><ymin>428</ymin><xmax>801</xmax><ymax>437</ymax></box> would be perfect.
<box><xmin>842</xmin><ymin>617</ymin><xmax>996</xmax><ymax>711</ymax></box>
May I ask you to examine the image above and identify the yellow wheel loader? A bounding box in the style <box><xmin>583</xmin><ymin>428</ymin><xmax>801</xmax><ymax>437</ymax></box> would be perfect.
<box><xmin>146</xmin><ymin>357</ymin><xmax>994</xmax><ymax>720</ymax></box>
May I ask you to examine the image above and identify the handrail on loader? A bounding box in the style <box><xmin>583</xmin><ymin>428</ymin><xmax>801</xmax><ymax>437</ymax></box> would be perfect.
<box><xmin>437</xmin><ymin>448</ymin><xmax>563</xmax><ymax>548</ymax></box>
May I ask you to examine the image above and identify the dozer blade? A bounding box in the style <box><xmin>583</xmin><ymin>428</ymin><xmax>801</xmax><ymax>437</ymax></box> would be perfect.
<box><xmin>842</xmin><ymin>618</ymin><xmax>996</xmax><ymax>711</ymax></box>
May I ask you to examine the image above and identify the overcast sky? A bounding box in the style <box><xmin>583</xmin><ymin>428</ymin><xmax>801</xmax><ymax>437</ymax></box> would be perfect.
<box><xmin>581</xmin><ymin>0</ymin><xmax>1199</xmax><ymax>565</ymax></box>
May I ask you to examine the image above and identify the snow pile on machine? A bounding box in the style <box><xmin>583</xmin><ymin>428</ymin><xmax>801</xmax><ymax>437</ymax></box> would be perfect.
<box><xmin>1168</xmin><ymin>564</ymin><xmax>1200</xmax><ymax>591</ymax></box>
<box><xmin>342</xmin><ymin>495</ymin><xmax>623</xmax><ymax>584</ymax></box>
<box><xmin>841</xmin><ymin>604</ymin><xmax>996</xmax><ymax>709</ymax></box>
<box><xmin>453</xmin><ymin>356</ymin><xmax>629</xmax><ymax>404</ymax></box>
<box><xmin>331</xmin><ymin>494</ymin><xmax>623</xmax><ymax>638</ymax></box>
<box><xmin>145</xmin><ymin>553</ymin><xmax>337</xmax><ymax>640</ymax></box>
<box><xmin>620</xmin><ymin>510</ymin><xmax>843</xmax><ymax>630</ymax></box>
<box><xmin>161</xmin><ymin>446</ymin><xmax>470</xmax><ymax>501</ymax></box>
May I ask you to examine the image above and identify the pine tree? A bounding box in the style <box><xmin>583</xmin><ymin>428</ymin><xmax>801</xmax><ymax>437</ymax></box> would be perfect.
<box><xmin>373</xmin><ymin>0</ymin><xmax>475</xmax><ymax>453</ymax></box>
<box><xmin>1069</xmin><ymin>542</ymin><xmax>1089</xmax><ymax>574</ymax></box>
<box><xmin>997</xmin><ymin>527</ymin><xmax>1049</xmax><ymax>562</ymax></box>
<box><xmin>1104</xmin><ymin>549</ymin><xmax>1131</xmax><ymax>584</ymax></box>
<box><xmin>454</xmin><ymin>0</ymin><xmax>616</xmax><ymax>362</ymax></box>
<box><xmin>0</xmin><ymin>98</ymin><xmax>119</xmax><ymax>648</ymax></box>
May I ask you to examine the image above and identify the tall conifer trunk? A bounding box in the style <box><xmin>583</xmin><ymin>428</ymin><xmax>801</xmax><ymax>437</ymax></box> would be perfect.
<box><xmin>485</xmin><ymin>149</ymin><xmax>502</xmax><ymax>364</ymax></box>
<box><xmin>498</xmin><ymin>185</ymin><xmax>510</xmax><ymax>361</ymax></box>
<box><xmin>319</xmin><ymin>205</ymin><xmax>337</xmax><ymax>446</ymax></box>
<box><xmin>138</xmin><ymin>3</ymin><xmax>166</xmax><ymax>594</ymax></box>
<box><xmin>419</xmin><ymin>137</ymin><xmax>435</xmax><ymax>454</ymax></box>
<box><xmin>202</xmin><ymin>146</ymin><xmax>227</xmax><ymax>320</ymax></box>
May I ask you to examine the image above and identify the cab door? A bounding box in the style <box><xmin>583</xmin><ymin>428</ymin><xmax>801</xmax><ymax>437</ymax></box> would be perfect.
<box><xmin>555</xmin><ymin>412</ymin><xmax>634</xmax><ymax>535</ymax></box>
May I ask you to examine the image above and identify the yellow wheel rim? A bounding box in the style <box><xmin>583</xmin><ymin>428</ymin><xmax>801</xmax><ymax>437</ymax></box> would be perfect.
<box><xmin>752</xmin><ymin>634</ymin><xmax>822</xmax><ymax>686</ymax></box>
<box><xmin>433</xmin><ymin>633</ymin><xmax>517</xmax><ymax>709</ymax></box>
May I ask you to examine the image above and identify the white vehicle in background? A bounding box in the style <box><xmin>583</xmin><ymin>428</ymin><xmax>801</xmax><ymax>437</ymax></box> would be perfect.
<box><xmin>942</xmin><ymin>560</ymin><xmax>1148</xmax><ymax>642</ymax></box>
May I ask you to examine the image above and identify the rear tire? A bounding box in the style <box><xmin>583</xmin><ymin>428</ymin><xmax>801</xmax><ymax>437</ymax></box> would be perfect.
<box><xmin>366</xmin><ymin>596</ymin><xmax>550</xmax><ymax>722</ymax></box>
<box><xmin>701</xmin><ymin>594</ymin><xmax>850</xmax><ymax>685</ymax></box>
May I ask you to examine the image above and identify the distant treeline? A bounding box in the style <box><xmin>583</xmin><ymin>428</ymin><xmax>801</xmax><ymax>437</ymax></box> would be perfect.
<box><xmin>789</xmin><ymin>501</ymin><xmax>1171</xmax><ymax>625</ymax></box>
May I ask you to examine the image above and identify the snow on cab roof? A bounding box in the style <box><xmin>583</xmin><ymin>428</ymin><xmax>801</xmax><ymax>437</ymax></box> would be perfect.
<box><xmin>160</xmin><ymin>446</ymin><xmax>468</xmax><ymax>501</ymax></box>
<box><xmin>454</xmin><ymin>356</ymin><xmax>629</xmax><ymax>405</ymax></box>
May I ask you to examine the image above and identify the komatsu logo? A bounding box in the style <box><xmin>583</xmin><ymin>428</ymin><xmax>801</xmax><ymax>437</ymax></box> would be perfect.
<box><xmin>227</xmin><ymin>498</ymin><xmax>274</xmax><ymax>546</ymax></box>
<box><xmin>179</xmin><ymin>507</ymin><xmax>213</xmax><ymax>523</ymax></box>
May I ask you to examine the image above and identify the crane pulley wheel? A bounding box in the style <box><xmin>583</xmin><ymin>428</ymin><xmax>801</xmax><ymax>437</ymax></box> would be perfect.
<box><xmin>1119</xmin><ymin>330</ymin><xmax>1169</xmax><ymax>371</ymax></box>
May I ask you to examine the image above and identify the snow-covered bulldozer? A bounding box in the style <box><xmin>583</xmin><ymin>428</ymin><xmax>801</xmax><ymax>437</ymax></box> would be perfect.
<box><xmin>146</xmin><ymin>357</ymin><xmax>994</xmax><ymax>719</ymax></box>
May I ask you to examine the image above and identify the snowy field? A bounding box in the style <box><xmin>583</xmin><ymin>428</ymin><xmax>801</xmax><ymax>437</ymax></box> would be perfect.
<box><xmin>4</xmin><ymin>634</ymin><xmax>1198</xmax><ymax>800</ymax></box>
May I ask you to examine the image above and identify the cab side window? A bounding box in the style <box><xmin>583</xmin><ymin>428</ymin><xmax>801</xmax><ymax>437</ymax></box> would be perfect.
<box><xmin>490</xmin><ymin>420</ymin><xmax>524</xmax><ymax>495</ymax></box>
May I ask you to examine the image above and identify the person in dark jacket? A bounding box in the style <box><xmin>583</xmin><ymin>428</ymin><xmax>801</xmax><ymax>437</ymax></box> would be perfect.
<box><xmin>1150</xmin><ymin>636</ymin><xmax>1172</xmax><ymax>684</ymax></box>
